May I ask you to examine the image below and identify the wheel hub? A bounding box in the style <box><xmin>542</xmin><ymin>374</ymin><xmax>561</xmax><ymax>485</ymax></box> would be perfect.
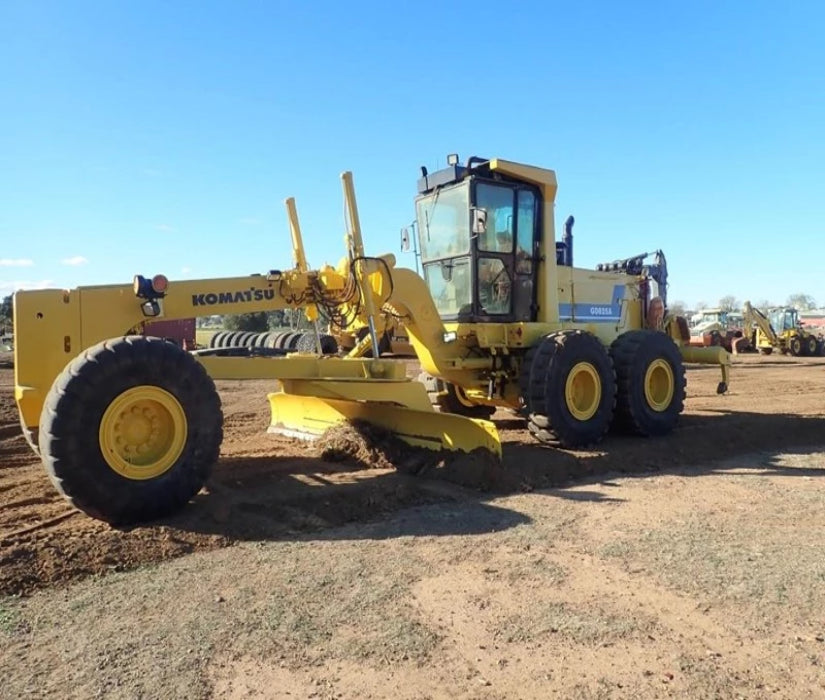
<box><xmin>644</xmin><ymin>359</ymin><xmax>675</xmax><ymax>412</ymax></box>
<box><xmin>99</xmin><ymin>386</ymin><xmax>188</xmax><ymax>480</ymax></box>
<box><xmin>565</xmin><ymin>362</ymin><xmax>601</xmax><ymax>421</ymax></box>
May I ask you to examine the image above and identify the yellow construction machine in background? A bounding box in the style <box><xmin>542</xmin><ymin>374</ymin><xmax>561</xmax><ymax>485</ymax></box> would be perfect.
<box><xmin>741</xmin><ymin>301</ymin><xmax>822</xmax><ymax>356</ymax></box>
<box><xmin>13</xmin><ymin>156</ymin><xmax>731</xmax><ymax>525</ymax></box>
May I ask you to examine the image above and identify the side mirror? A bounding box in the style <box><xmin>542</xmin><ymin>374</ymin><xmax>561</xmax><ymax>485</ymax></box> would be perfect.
<box><xmin>471</xmin><ymin>207</ymin><xmax>487</xmax><ymax>235</ymax></box>
<box><xmin>400</xmin><ymin>227</ymin><xmax>411</xmax><ymax>252</ymax></box>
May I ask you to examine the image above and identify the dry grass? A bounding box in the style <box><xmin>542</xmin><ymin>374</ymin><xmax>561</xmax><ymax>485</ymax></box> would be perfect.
<box><xmin>598</xmin><ymin>470</ymin><xmax>825</xmax><ymax>631</ymax></box>
<box><xmin>0</xmin><ymin>539</ymin><xmax>443</xmax><ymax>698</ymax></box>
<box><xmin>4</xmin><ymin>441</ymin><xmax>825</xmax><ymax>697</ymax></box>
<box><xmin>497</xmin><ymin>601</ymin><xmax>654</xmax><ymax>646</ymax></box>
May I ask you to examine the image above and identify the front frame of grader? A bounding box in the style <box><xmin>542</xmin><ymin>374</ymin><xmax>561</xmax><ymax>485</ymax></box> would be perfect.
<box><xmin>14</xmin><ymin>173</ymin><xmax>501</xmax><ymax>460</ymax></box>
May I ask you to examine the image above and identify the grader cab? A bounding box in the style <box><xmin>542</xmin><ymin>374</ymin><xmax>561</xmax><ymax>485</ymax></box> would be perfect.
<box><xmin>13</xmin><ymin>156</ymin><xmax>731</xmax><ymax>525</ymax></box>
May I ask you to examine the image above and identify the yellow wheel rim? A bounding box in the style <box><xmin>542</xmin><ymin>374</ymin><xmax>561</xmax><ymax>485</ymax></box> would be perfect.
<box><xmin>99</xmin><ymin>385</ymin><xmax>188</xmax><ymax>480</ymax></box>
<box><xmin>564</xmin><ymin>362</ymin><xmax>602</xmax><ymax>421</ymax></box>
<box><xmin>644</xmin><ymin>359</ymin><xmax>674</xmax><ymax>412</ymax></box>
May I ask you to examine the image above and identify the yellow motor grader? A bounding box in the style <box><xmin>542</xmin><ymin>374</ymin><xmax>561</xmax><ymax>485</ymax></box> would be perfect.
<box><xmin>12</xmin><ymin>156</ymin><xmax>730</xmax><ymax>524</ymax></box>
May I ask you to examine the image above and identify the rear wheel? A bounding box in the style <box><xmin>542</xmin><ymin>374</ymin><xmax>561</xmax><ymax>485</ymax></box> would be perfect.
<box><xmin>522</xmin><ymin>330</ymin><xmax>616</xmax><ymax>447</ymax></box>
<box><xmin>38</xmin><ymin>336</ymin><xmax>223</xmax><ymax>524</ymax></box>
<box><xmin>805</xmin><ymin>336</ymin><xmax>818</xmax><ymax>356</ymax></box>
<box><xmin>610</xmin><ymin>330</ymin><xmax>686</xmax><ymax>436</ymax></box>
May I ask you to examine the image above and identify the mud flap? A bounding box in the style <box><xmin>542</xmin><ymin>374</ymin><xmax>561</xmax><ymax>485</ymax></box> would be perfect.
<box><xmin>267</xmin><ymin>392</ymin><xmax>502</xmax><ymax>459</ymax></box>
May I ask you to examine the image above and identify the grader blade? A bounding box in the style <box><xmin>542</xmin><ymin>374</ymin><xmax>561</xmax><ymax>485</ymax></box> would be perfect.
<box><xmin>268</xmin><ymin>392</ymin><xmax>502</xmax><ymax>458</ymax></box>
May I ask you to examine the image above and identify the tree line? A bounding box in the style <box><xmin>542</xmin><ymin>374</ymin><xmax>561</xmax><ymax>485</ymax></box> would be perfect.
<box><xmin>669</xmin><ymin>293</ymin><xmax>819</xmax><ymax>317</ymax></box>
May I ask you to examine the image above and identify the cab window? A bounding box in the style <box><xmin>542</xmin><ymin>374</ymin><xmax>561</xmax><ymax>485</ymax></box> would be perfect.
<box><xmin>424</xmin><ymin>258</ymin><xmax>472</xmax><ymax>317</ymax></box>
<box><xmin>415</xmin><ymin>185</ymin><xmax>470</xmax><ymax>261</ymax></box>
<box><xmin>516</xmin><ymin>190</ymin><xmax>535</xmax><ymax>274</ymax></box>
<box><xmin>477</xmin><ymin>257</ymin><xmax>512</xmax><ymax>315</ymax></box>
<box><xmin>476</xmin><ymin>183</ymin><xmax>514</xmax><ymax>253</ymax></box>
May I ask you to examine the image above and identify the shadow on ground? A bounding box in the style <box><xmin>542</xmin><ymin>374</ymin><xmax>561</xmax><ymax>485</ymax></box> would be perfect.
<box><xmin>162</xmin><ymin>410</ymin><xmax>825</xmax><ymax>542</ymax></box>
<box><xmin>3</xmin><ymin>409</ymin><xmax>823</xmax><ymax>597</ymax></box>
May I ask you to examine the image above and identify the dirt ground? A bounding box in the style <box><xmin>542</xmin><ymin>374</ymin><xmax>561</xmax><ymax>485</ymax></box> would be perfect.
<box><xmin>1</xmin><ymin>352</ymin><xmax>825</xmax><ymax>698</ymax></box>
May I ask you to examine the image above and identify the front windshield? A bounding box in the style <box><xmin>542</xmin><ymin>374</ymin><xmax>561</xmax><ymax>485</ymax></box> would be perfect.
<box><xmin>415</xmin><ymin>184</ymin><xmax>470</xmax><ymax>261</ymax></box>
<box><xmin>769</xmin><ymin>309</ymin><xmax>796</xmax><ymax>331</ymax></box>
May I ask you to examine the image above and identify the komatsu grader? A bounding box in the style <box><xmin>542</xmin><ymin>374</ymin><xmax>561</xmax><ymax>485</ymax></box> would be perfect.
<box><xmin>12</xmin><ymin>156</ymin><xmax>731</xmax><ymax>525</ymax></box>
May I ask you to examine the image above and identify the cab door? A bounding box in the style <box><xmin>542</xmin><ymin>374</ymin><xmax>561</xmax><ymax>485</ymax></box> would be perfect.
<box><xmin>513</xmin><ymin>188</ymin><xmax>538</xmax><ymax>321</ymax></box>
<box><xmin>472</xmin><ymin>181</ymin><xmax>539</xmax><ymax>322</ymax></box>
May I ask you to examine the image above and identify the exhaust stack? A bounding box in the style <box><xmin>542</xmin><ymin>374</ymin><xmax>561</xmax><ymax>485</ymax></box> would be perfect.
<box><xmin>562</xmin><ymin>215</ymin><xmax>574</xmax><ymax>266</ymax></box>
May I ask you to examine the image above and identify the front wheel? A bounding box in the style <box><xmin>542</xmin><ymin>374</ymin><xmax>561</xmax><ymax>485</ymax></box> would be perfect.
<box><xmin>610</xmin><ymin>330</ymin><xmax>686</xmax><ymax>436</ymax></box>
<box><xmin>789</xmin><ymin>336</ymin><xmax>802</xmax><ymax>357</ymax></box>
<box><xmin>39</xmin><ymin>336</ymin><xmax>223</xmax><ymax>524</ymax></box>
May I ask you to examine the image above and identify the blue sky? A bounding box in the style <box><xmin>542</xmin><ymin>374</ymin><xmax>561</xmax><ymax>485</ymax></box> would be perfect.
<box><xmin>2</xmin><ymin>0</ymin><xmax>823</xmax><ymax>309</ymax></box>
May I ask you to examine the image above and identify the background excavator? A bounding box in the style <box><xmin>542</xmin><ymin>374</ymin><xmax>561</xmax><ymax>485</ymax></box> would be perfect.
<box><xmin>12</xmin><ymin>156</ymin><xmax>731</xmax><ymax>525</ymax></box>
<box><xmin>739</xmin><ymin>301</ymin><xmax>823</xmax><ymax>356</ymax></box>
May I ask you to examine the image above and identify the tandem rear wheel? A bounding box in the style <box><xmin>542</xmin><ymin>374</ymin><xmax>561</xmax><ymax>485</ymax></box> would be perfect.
<box><xmin>521</xmin><ymin>330</ymin><xmax>616</xmax><ymax>448</ymax></box>
<box><xmin>520</xmin><ymin>329</ymin><xmax>687</xmax><ymax>448</ymax></box>
<box><xmin>38</xmin><ymin>336</ymin><xmax>223</xmax><ymax>524</ymax></box>
<box><xmin>609</xmin><ymin>330</ymin><xmax>686</xmax><ymax>436</ymax></box>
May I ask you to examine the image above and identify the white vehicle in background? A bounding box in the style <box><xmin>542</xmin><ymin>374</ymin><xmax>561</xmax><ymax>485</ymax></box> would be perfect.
<box><xmin>688</xmin><ymin>308</ymin><xmax>745</xmax><ymax>351</ymax></box>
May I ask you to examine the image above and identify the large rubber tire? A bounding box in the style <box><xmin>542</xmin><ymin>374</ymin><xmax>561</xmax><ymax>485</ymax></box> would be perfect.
<box><xmin>235</xmin><ymin>332</ymin><xmax>254</xmax><ymax>347</ymax></box>
<box><xmin>804</xmin><ymin>336</ymin><xmax>818</xmax><ymax>357</ymax></box>
<box><xmin>275</xmin><ymin>332</ymin><xmax>294</xmax><ymax>350</ymax></box>
<box><xmin>758</xmin><ymin>347</ymin><xmax>773</xmax><ymax>356</ymax></box>
<box><xmin>295</xmin><ymin>332</ymin><xmax>339</xmax><ymax>355</ymax></box>
<box><xmin>294</xmin><ymin>332</ymin><xmax>314</xmax><ymax>352</ymax></box>
<box><xmin>209</xmin><ymin>331</ymin><xmax>228</xmax><ymax>349</ymax></box>
<box><xmin>213</xmin><ymin>331</ymin><xmax>228</xmax><ymax>348</ymax></box>
<box><xmin>38</xmin><ymin>336</ymin><xmax>223</xmax><ymax>525</ymax></box>
<box><xmin>610</xmin><ymin>330</ymin><xmax>686</xmax><ymax>437</ymax></box>
<box><xmin>320</xmin><ymin>335</ymin><xmax>339</xmax><ymax>355</ymax></box>
<box><xmin>522</xmin><ymin>330</ymin><xmax>616</xmax><ymax>448</ymax></box>
<box><xmin>789</xmin><ymin>336</ymin><xmax>802</xmax><ymax>357</ymax></box>
<box><xmin>223</xmin><ymin>331</ymin><xmax>242</xmax><ymax>347</ymax></box>
<box><xmin>417</xmin><ymin>372</ymin><xmax>495</xmax><ymax>419</ymax></box>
